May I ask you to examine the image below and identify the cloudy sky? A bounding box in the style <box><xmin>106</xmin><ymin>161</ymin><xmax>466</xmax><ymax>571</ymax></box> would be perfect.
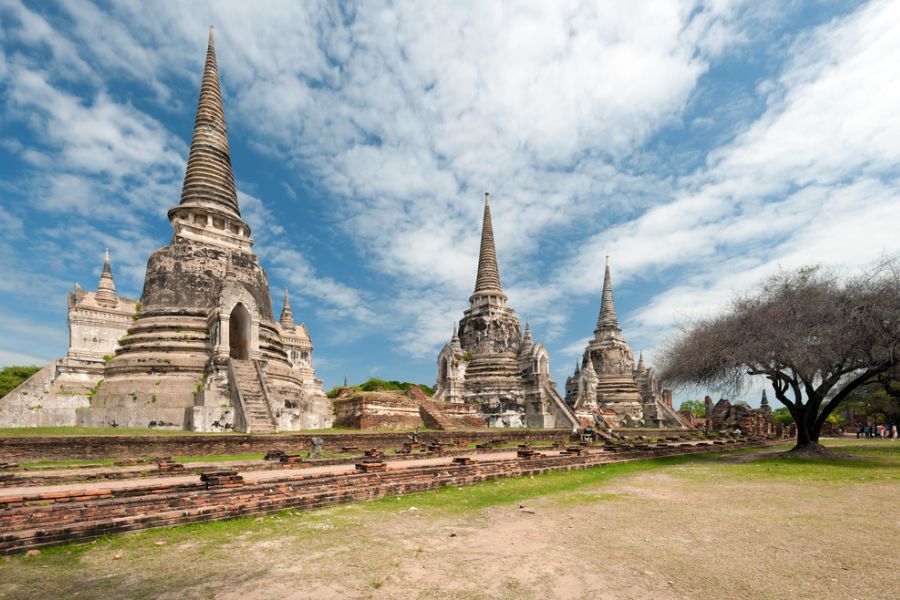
<box><xmin>1</xmin><ymin>0</ymin><xmax>898</xmax><ymax>404</ymax></box>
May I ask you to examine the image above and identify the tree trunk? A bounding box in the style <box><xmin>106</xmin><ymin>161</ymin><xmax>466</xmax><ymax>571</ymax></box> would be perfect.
<box><xmin>791</xmin><ymin>404</ymin><xmax>826</xmax><ymax>454</ymax></box>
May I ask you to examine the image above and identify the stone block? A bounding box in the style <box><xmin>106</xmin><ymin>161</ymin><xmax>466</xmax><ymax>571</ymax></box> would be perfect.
<box><xmin>355</xmin><ymin>461</ymin><xmax>386</xmax><ymax>473</ymax></box>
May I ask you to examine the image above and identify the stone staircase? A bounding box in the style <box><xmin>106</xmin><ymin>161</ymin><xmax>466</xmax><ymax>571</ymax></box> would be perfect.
<box><xmin>406</xmin><ymin>386</ymin><xmax>457</xmax><ymax>430</ymax></box>
<box><xmin>418</xmin><ymin>400</ymin><xmax>458</xmax><ymax>430</ymax></box>
<box><xmin>541</xmin><ymin>383</ymin><xmax>580</xmax><ymax>429</ymax></box>
<box><xmin>230</xmin><ymin>359</ymin><xmax>276</xmax><ymax>433</ymax></box>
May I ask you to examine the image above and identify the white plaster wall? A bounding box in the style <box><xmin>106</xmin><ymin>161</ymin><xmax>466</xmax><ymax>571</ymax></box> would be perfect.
<box><xmin>0</xmin><ymin>362</ymin><xmax>91</xmax><ymax>427</ymax></box>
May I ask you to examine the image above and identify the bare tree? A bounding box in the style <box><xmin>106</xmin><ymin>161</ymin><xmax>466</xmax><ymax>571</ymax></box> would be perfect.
<box><xmin>659</xmin><ymin>261</ymin><xmax>900</xmax><ymax>454</ymax></box>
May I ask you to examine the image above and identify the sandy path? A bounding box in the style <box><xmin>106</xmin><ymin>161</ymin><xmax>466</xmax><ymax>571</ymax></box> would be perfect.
<box><xmin>210</xmin><ymin>464</ymin><xmax>899</xmax><ymax>600</ymax></box>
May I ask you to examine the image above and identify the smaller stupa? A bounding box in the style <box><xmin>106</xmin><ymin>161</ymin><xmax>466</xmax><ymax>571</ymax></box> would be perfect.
<box><xmin>565</xmin><ymin>259</ymin><xmax>688</xmax><ymax>429</ymax></box>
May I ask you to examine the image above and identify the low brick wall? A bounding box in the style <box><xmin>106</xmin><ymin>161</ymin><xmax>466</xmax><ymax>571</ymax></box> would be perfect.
<box><xmin>615</xmin><ymin>429</ymin><xmax>703</xmax><ymax>438</ymax></box>
<box><xmin>0</xmin><ymin>430</ymin><xmax>574</xmax><ymax>462</ymax></box>
<box><xmin>333</xmin><ymin>394</ymin><xmax>423</xmax><ymax>430</ymax></box>
<box><xmin>0</xmin><ymin>438</ymin><xmax>781</xmax><ymax>554</ymax></box>
<box><xmin>0</xmin><ymin>444</ymin><xmax>570</xmax><ymax>488</ymax></box>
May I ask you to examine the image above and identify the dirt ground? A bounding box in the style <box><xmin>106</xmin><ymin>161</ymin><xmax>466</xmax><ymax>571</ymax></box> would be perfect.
<box><xmin>2</xmin><ymin>442</ymin><xmax>898</xmax><ymax>600</ymax></box>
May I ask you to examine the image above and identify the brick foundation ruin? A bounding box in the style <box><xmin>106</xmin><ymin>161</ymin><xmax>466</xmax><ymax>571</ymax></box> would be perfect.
<box><xmin>0</xmin><ymin>436</ymin><xmax>783</xmax><ymax>554</ymax></box>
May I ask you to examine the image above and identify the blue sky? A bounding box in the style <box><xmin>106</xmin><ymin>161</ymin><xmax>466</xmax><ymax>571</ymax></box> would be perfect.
<box><xmin>2</xmin><ymin>0</ymin><xmax>899</xmax><ymax>406</ymax></box>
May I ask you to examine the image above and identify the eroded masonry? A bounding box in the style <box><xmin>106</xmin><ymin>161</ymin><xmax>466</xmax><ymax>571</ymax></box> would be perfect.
<box><xmin>433</xmin><ymin>194</ymin><xmax>580</xmax><ymax>429</ymax></box>
<box><xmin>0</xmin><ymin>29</ymin><xmax>329</xmax><ymax>432</ymax></box>
<box><xmin>564</xmin><ymin>260</ymin><xmax>688</xmax><ymax>429</ymax></box>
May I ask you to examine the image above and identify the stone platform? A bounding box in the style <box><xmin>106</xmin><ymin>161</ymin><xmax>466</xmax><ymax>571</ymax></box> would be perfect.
<box><xmin>0</xmin><ymin>429</ymin><xmax>576</xmax><ymax>462</ymax></box>
<box><xmin>0</xmin><ymin>436</ymin><xmax>784</xmax><ymax>554</ymax></box>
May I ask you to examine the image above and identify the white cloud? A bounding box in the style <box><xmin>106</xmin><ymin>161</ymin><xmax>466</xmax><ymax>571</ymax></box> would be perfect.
<box><xmin>1</xmin><ymin>0</ymin><xmax>97</xmax><ymax>82</ymax></box>
<box><xmin>186</xmin><ymin>0</ymin><xmax>755</xmax><ymax>355</ymax></box>
<box><xmin>4</xmin><ymin>0</ymin><xmax>895</xmax><ymax>386</ymax></box>
<box><xmin>0</xmin><ymin>348</ymin><xmax>52</xmax><ymax>367</ymax></box>
<box><xmin>5</xmin><ymin>69</ymin><xmax>185</xmax><ymax>178</ymax></box>
<box><xmin>564</xmin><ymin>0</ymin><xmax>900</xmax><ymax>371</ymax></box>
<box><xmin>238</xmin><ymin>191</ymin><xmax>373</xmax><ymax>325</ymax></box>
<box><xmin>0</xmin><ymin>1</ymin><xmax>369</xmax><ymax>335</ymax></box>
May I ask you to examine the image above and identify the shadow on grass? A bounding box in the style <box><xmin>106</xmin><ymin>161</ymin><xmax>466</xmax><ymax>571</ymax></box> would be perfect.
<box><xmin>684</xmin><ymin>445</ymin><xmax>900</xmax><ymax>484</ymax></box>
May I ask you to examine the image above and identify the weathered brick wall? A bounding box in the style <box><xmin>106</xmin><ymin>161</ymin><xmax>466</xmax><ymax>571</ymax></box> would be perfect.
<box><xmin>0</xmin><ymin>430</ymin><xmax>573</xmax><ymax>462</ymax></box>
<box><xmin>0</xmin><ymin>438</ymin><xmax>779</xmax><ymax>554</ymax></box>
<box><xmin>333</xmin><ymin>394</ymin><xmax>424</xmax><ymax>430</ymax></box>
<box><xmin>615</xmin><ymin>429</ymin><xmax>702</xmax><ymax>438</ymax></box>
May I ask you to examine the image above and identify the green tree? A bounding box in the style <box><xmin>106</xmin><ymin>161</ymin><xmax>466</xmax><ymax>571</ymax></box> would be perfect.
<box><xmin>678</xmin><ymin>399</ymin><xmax>706</xmax><ymax>417</ymax></box>
<box><xmin>844</xmin><ymin>379</ymin><xmax>900</xmax><ymax>424</ymax></box>
<box><xmin>0</xmin><ymin>365</ymin><xmax>41</xmax><ymax>398</ymax></box>
<box><xmin>771</xmin><ymin>407</ymin><xmax>794</xmax><ymax>425</ymax></box>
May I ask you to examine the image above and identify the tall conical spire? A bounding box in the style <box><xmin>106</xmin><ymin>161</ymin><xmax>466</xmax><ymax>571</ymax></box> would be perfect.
<box><xmin>177</xmin><ymin>27</ymin><xmax>242</xmax><ymax>221</ymax></box>
<box><xmin>473</xmin><ymin>192</ymin><xmax>504</xmax><ymax>296</ymax></box>
<box><xmin>595</xmin><ymin>256</ymin><xmax>620</xmax><ymax>333</ymax></box>
<box><xmin>279</xmin><ymin>288</ymin><xmax>296</xmax><ymax>331</ymax></box>
<box><xmin>95</xmin><ymin>248</ymin><xmax>118</xmax><ymax>306</ymax></box>
<box><xmin>450</xmin><ymin>322</ymin><xmax>462</xmax><ymax>351</ymax></box>
<box><xmin>520</xmin><ymin>320</ymin><xmax>533</xmax><ymax>353</ymax></box>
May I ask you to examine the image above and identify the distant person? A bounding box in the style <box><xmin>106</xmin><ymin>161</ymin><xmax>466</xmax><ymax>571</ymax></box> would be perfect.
<box><xmin>892</xmin><ymin>425</ymin><xmax>898</xmax><ymax>441</ymax></box>
<box><xmin>856</xmin><ymin>423</ymin><xmax>863</xmax><ymax>439</ymax></box>
<box><xmin>864</xmin><ymin>425</ymin><xmax>871</xmax><ymax>438</ymax></box>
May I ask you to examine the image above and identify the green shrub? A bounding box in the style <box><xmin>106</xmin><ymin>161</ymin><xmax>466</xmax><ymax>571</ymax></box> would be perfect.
<box><xmin>87</xmin><ymin>379</ymin><xmax>104</xmax><ymax>400</ymax></box>
<box><xmin>0</xmin><ymin>365</ymin><xmax>41</xmax><ymax>398</ymax></box>
<box><xmin>326</xmin><ymin>377</ymin><xmax>435</xmax><ymax>398</ymax></box>
<box><xmin>678</xmin><ymin>399</ymin><xmax>706</xmax><ymax>417</ymax></box>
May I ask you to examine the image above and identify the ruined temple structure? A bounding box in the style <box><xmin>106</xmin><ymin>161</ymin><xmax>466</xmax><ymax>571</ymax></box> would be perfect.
<box><xmin>0</xmin><ymin>251</ymin><xmax>138</xmax><ymax>427</ymax></box>
<box><xmin>704</xmin><ymin>393</ymin><xmax>774</xmax><ymax>436</ymax></box>
<box><xmin>434</xmin><ymin>194</ymin><xmax>579</xmax><ymax>429</ymax></box>
<box><xmin>564</xmin><ymin>260</ymin><xmax>689</xmax><ymax>429</ymax></box>
<box><xmin>1</xmin><ymin>29</ymin><xmax>330</xmax><ymax>432</ymax></box>
<box><xmin>278</xmin><ymin>289</ymin><xmax>325</xmax><ymax>403</ymax></box>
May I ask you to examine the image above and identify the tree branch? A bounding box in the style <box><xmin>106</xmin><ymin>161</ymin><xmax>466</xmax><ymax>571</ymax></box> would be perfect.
<box><xmin>813</xmin><ymin>366</ymin><xmax>890</xmax><ymax>432</ymax></box>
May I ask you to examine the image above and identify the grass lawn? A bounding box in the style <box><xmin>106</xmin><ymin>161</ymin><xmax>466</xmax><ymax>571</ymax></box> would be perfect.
<box><xmin>17</xmin><ymin>458</ymin><xmax>120</xmax><ymax>469</ymax></box>
<box><xmin>1</xmin><ymin>439</ymin><xmax>897</xmax><ymax>599</ymax></box>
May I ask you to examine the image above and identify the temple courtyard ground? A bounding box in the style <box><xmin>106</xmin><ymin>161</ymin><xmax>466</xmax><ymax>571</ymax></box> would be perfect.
<box><xmin>1</xmin><ymin>439</ymin><xmax>897</xmax><ymax>600</ymax></box>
